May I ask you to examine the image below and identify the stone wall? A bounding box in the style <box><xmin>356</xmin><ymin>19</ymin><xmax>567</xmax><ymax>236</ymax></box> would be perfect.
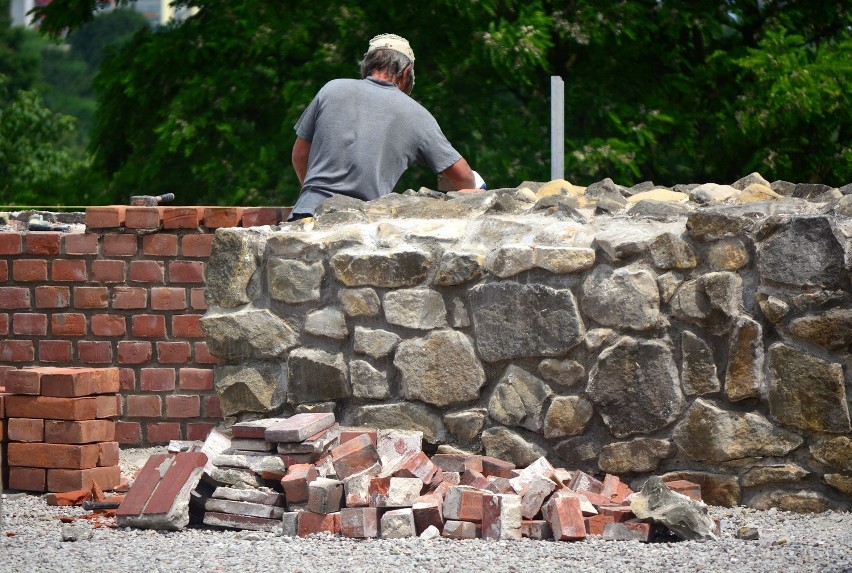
<box><xmin>203</xmin><ymin>174</ymin><xmax>852</xmax><ymax>511</ymax></box>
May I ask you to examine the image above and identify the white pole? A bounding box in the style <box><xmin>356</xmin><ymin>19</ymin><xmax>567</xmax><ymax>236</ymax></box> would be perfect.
<box><xmin>550</xmin><ymin>76</ymin><xmax>565</xmax><ymax>181</ymax></box>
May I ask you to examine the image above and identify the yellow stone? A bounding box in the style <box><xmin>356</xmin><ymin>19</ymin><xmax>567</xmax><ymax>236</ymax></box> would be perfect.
<box><xmin>625</xmin><ymin>189</ymin><xmax>689</xmax><ymax>203</ymax></box>
<box><xmin>735</xmin><ymin>183</ymin><xmax>782</xmax><ymax>203</ymax></box>
<box><xmin>535</xmin><ymin>179</ymin><xmax>584</xmax><ymax>198</ymax></box>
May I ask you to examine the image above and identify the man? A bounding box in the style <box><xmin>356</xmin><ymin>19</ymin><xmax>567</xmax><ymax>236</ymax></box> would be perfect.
<box><xmin>289</xmin><ymin>33</ymin><xmax>484</xmax><ymax>220</ymax></box>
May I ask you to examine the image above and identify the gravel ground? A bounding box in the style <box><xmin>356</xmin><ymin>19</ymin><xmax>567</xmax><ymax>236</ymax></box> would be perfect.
<box><xmin>1</xmin><ymin>449</ymin><xmax>850</xmax><ymax>573</ymax></box>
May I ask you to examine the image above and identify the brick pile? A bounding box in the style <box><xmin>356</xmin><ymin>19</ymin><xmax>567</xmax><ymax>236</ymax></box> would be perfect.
<box><xmin>2</xmin><ymin>366</ymin><xmax>123</xmax><ymax>493</ymax></box>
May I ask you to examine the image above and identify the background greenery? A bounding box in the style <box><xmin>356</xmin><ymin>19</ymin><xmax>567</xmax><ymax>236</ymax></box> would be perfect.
<box><xmin>2</xmin><ymin>0</ymin><xmax>850</xmax><ymax>206</ymax></box>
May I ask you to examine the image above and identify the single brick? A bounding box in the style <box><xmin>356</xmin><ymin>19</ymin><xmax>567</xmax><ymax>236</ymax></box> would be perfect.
<box><xmin>142</xmin><ymin>233</ymin><xmax>179</xmax><ymax>256</ymax></box>
<box><xmin>194</xmin><ymin>342</ymin><xmax>219</xmax><ymax>364</ymax></box>
<box><xmin>13</xmin><ymin>313</ymin><xmax>48</xmax><ymax>335</ymax></box>
<box><xmin>162</xmin><ymin>207</ymin><xmax>201</xmax><ymax>229</ymax></box>
<box><xmin>132</xmin><ymin>314</ymin><xmax>167</xmax><ymax>337</ymax></box>
<box><xmin>151</xmin><ymin>287</ymin><xmax>187</xmax><ymax>311</ymax></box>
<box><xmin>98</xmin><ymin>441</ymin><xmax>120</xmax><ymax>466</ymax></box>
<box><xmin>156</xmin><ymin>341</ymin><xmax>191</xmax><ymax>364</ymax></box>
<box><xmin>125</xmin><ymin>207</ymin><xmax>161</xmax><ymax>230</ymax></box>
<box><xmin>189</xmin><ymin>288</ymin><xmax>207</xmax><ymax>310</ymax></box>
<box><xmin>280</xmin><ymin>463</ymin><xmax>317</xmax><ymax>503</ymax></box>
<box><xmin>127</xmin><ymin>395</ymin><xmax>162</xmax><ymax>417</ymax></box>
<box><xmin>140</xmin><ymin>368</ymin><xmax>176</xmax><ymax>391</ymax></box>
<box><xmin>241</xmin><ymin>207</ymin><xmax>281</xmax><ymax>227</ymax></box>
<box><xmin>25</xmin><ymin>232</ymin><xmax>61</xmax><ymax>255</ymax></box>
<box><xmin>412</xmin><ymin>492</ymin><xmax>444</xmax><ymax>534</ymax></box>
<box><xmin>297</xmin><ymin>511</ymin><xmax>341</xmax><ymax>536</ymax></box>
<box><xmin>44</xmin><ymin>420</ymin><xmax>115</xmax><ymax>444</ymax></box>
<box><xmin>112</xmin><ymin>286</ymin><xmax>147</xmax><ymax>309</ymax></box>
<box><xmin>442</xmin><ymin>520</ymin><xmax>478</xmax><ymax>540</ymax></box>
<box><xmin>64</xmin><ymin>233</ymin><xmax>99</xmax><ymax>255</ymax></box>
<box><xmin>51</xmin><ymin>313</ymin><xmax>86</xmax><ymax>336</ymax></box>
<box><xmin>97</xmin><ymin>394</ymin><xmax>121</xmax><ymax>418</ymax></box>
<box><xmin>9</xmin><ymin>467</ymin><xmax>46</xmax><ymax>492</ymax></box>
<box><xmin>73</xmin><ymin>286</ymin><xmax>109</xmax><ymax>309</ymax></box>
<box><xmin>85</xmin><ymin>206</ymin><xmax>126</xmax><ymax>229</ymax></box>
<box><xmin>168</xmin><ymin>261</ymin><xmax>204</xmax><ymax>283</ymax></box>
<box><xmin>0</xmin><ymin>259</ymin><xmax>6</xmax><ymax>280</ymax></box>
<box><xmin>0</xmin><ymin>231</ymin><xmax>23</xmax><ymax>254</ymax></box>
<box><xmin>482</xmin><ymin>493</ymin><xmax>523</xmax><ymax>541</ymax></box>
<box><xmin>178</xmin><ymin>368</ymin><xmax>213</xmax><ymax>390</ymax></box>
<box><xmin>47</xmin><ymin>465</ymin><xmax>121</xmax><ymax>493</ymax></box>
<box><xmin>308</xmin><ymin>477</ymin><xmax>345</xmax><ymax>514</ymax></box>
<box><xmin>7</xmin><ymin>443</ymin><xmax>100</xmax><ymax>469</ymax></box>
<box><xmin>5</xmin><ymin>369</ymin><xmax>42</xmax><ymax>394</ymax></box>
<box><xmin>265</xmin><ymin>413</ymin><xmax>336</xmax><ymax>443</ymax></box>
<box><xmin>78</xmin><ymin>340</ymin><xmax>112</xmax><ymax>364</ymax></box>
<box><xmin>521</xmin><ymin>519</ymin><xmax>553</xmax><ymax>540</ymax></box>
<box><xmin>0</xmin><ymin>287</ymin><xmax>30</xmax><ymax>310</ymax></box>
<box><xmin>35</xmin><ymin>286</ymin><xmax>70</xmax><ymax>308</ymax></box>
<box><xmin>204</xmin><ymin>395</ymin><xmax>222</xmax><ymax>418</ymax></box>
<box><xmin>91</xmin><ymin>314</ymin><xmax>126</xmax><ymax>336</ymax></box>
<box><xmin>39</xmin><ymin>340</ymin><xmax>73</xmax><ymax>362</ymax></box>
<box><xmin>181</xmin><ymin>234</ymin><xmax>213</xmax><ymax>257</ymax></box>
<box><xmin>584</xmin><ymin>514</ymin><xmax>615</xmax><ymax>535</ymax></box>
<box><xmin>663</xmin><ymin>479</ymin><xmax>702</xmax><ymax>502</ymax></box>
<box><xmin>115</xmin><ymin>421</ymin><xmax>142</xmax><ymax>445</ymax></box>
<box><xmin>146</xmin><ymin>422</ymin><xmax>181</xmax><ymax>443</ymax></box>
<box><xmin>543</xmin><ymin>495</ymin><xmax>587</xmax><ymax>541</ymax></box>
<box><xmin>172</xmin><ymin>314</ymin><xmax>203</xmax><ymax>338</ymax></box>
<box><xmin>103</xmin><ymin>233</ymin><xmax>138</xmax><ymax>256</ymax></box>
<box><xmin>119</xmin><ymin>368</ymin><xmax>136</xmax><ymax>390</ymax></box>
<box><xmin>340</xmin><ymin>507</ymin><xmax>379</xmax><ymax>538</ymax></box>
<box><xmin>51</xmin><ymin>259</ymin><xmax>87</xmax><ymax>282</ymax></box>
<box><xmin>118</xmin><ymin>341</ymin><xmax>152</xmax><ymax>364</ymax></box>
<box><xmin>331</xmin><ymin>434</ymin><xmax>380</xmax><ymax>479</ymax></box>
<box><xmin>40</xmin><ymin>367</ymin><xmax>120</xmax><ymax>397</ymax></box>
<box><xmin>203</xmin><ymin>207</ymin><xmax>242</xmax><ymax>228</ymax></box>
<box><xmin>444</xmin><ymin>486</ymin><xmax>485</xmax><ymax>522</ymax></box>
<box><xmin>12</xmin><ymin>259</ymin><xmax>48</xmax><ymax>282</ymax></box>
<box><xmin>0</xmin><ymin>340</ymin><xmax>35</xmax><ymax>362</ymax></box>
<box><xmin>5</xmin><ymin>395</ymin><xmax>97</xmax><ymax>420</ymax></box>
<box><xmin>8</xmin><ymin>418</ymin><xmax>45</xmax><ymax>442</ymax></box>
<box><xmin>91</xmin><ymin>260</ymin><xmax>125</xmax><ymax>283</ymax></box>
<box><xmin>165</xmin><ymin>395</ymin><xmax>200</xmax><ymax>418</ymax></box>
<box><xmin>130</xmin><ymin>260</ymin><xmax>165</xmax><ymax>283</ymax></box>
<box><xmin>0</xmin><ymin>312</ymin><xmax>7</xmax><ymax>335</ymax></box>
<box><xmin>187</xmin><ymin>423</ymin><xmax>213</xmax><ymax>442</ymax></box>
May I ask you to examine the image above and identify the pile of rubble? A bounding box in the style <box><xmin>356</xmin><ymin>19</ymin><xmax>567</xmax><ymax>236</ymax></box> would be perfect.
<box><xmin>115</xmin><ymin>413</ymin><xmax>718</xmax><ymax>542</ymax></box>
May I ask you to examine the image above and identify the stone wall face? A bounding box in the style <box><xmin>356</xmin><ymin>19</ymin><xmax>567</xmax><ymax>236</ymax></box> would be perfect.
<box><xmin>203</xmin><ymin>177</ymin><xmax>852</xmax><ymax>511</ymax></box>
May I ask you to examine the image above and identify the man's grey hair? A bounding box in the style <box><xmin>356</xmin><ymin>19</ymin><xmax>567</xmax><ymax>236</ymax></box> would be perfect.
<box><xmin>360</xmin><ymin>48</ymin><xmax>412</xmax><ymax>82</ymax></box>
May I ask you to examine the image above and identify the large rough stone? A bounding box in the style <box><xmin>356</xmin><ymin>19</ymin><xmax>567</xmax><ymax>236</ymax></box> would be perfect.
<box><xmin>598</xmin><ymin>439</ymin><xmax>673</xmax><ymax>474</ymax></box>
<box><xmin>649</xmin><ymin>232</ymin><xmax>697</xmax><ymax>270</ymax></box>
<box><xmin>724</xmin><ymin>316</ymin><xmax>764</xmax><ymax>402</ymax></box>
<box><xmin>395</xmin><ymin>330</ymin><xmax>485</xmax><ymax>408</ymax></box>
<box><xmin>757</xmin><ymin>216</ymin><xmax>846</xmax><ymax>288</ymax></box>
<box><xmin>484</xmin><ymin>246</ymin><xmax>535</xmax><ymax>278</ymax></box>
<box><xmin>741</xmin><ymin>464</ymin><xmax>809</xmax><ymax>487</ymax></box>
<box><xmin>587</xmin><ymin>337</ymin><xmax>684</xmax><ymax>438</ymax></box>
<box><xmin>767</xmin><ymin>343</ymin><xmax>851</xmax><ymax>433</ymax></box>
<box><xmin>787</xmin><ymin>308</ymin><xmax>852</xmax><ymax>350</ymax></box>
<box><xmin>553</xmin><ymin>436</ymin><xmax>602</xmax><ymax>475</ymax></box>
<box><xmin>580</xmin><ymin>265</ymin><xmax>661</xmax><ymax>330</ymax></box>
<box><xmin>330</xmin><ymin>248</ymin><xmax>432</xmax><ymax>287</ymax></box>
<box><xmin>672</xmin><ymin>399</ymin><xmax>803</xmax><ymax>462</ymax></box>
<box><xmin>469</xmin><ymin>282</ymin><xmax>584</xmax><ymax>362</ymax></box>
<box><xmin>383</xmin><ymin>288</ymin><xmax>447</xmax><ymax>329</ymax></box>
<box><xmin>630</xmin><ymin>476</ymin><xmax>717</xmax><ymax>540</ymax></box>
<box><xmin>481</xmin><ymin>427</ymin><xmax>546</xmax><ymax>468</ymax></box>
<box><xmin>287</xmin><ymin>348</ymin><xmax>351</xmax><ymax>405</ymax></box>
<box><xmin>344</xmin><ymin>403</ymin><xmax>446</xmax><ymax>443</ymax></box>
<box><xmin>707</xmin><ymin>238</ymin><xmax>749</xmax><ymax>271</ymax></box>
<box><xmin>337</xmin><ymin>288</ymin><xmax>381</xmax><ymax>317</ymax></box>
<box><xmin>349</xmin><ymin>360</ymin><xmax>390</xmax><ymax>400</ymax></box>
<box><xmin>542</xmin><ymin>396</ymin><xmax>594</xmax><ymax>439</ymax></box>
<box><xmin>488</xmin><ymin>366</ymin><xmax>553</xmax><ymax>432</ymax></box>
<box><xmin>433</xmin><ymin>251</ymin><xmax>485</xmax><ymax>286</ymax></box>
<box><xmin>304</xmin><ymin>307</ymin><xmax>348</xmax><ymax>340</ymax></box>
<box><xmin>670</xmin><ymin>272</ymin><xmax>742</xmax><ymax>330</ymax></box>
<box><xmin>201</xmin><ymin>308</ymin><xmax>299</xmax><ymax>361</ymax></box>
<box><xmin>537</xmin><ymin>359</ymin><xmax>585</xmax><ymax>388</ymax></box>
<box><xmin>824</xmin><ymin>474</ymin><xmax>852</xmax><ymax>497</ymax></box>
<box><xmin>680</xmin><ymin>331</ymin><xmax>720</xmax><ymax>396</ymax></box>
<box><xmin>443</xmin><ymin>409</ymin><xmax>488</xmax><ymax>443</ymax></box>
<box><xmin>532</xmin><ymin>246</ymin><xmax>595</xmax><ymax>274</ymax></box>
<box><xmin>267</xmin><ymin>258</ymin><xmax>324</xmax><ymax>303</ymax></box>
<box><xmin>686</xmin><ymin>208</ymin><xmax>758</xmax><ymax>241</ymax></box>
<box><xmin>746</xmin><ymin>490</ymin><xmax>837</xmax><ymax>513</ymax></box>
<box><xmin>810</xmin><ymin>436</ymin><xmax>852</xmax><ymax>472</ymax></box>
<box><xmin>215</xmin><ymin>362</ymin><xmax>286</xmax><ymax>416</ymax></box>
<box><xmin>206</xmin><ymin>229</ymin><xmax>264</xmax><ymax>307</ymax></box>
<box><xmin>353</xmin><ymin>327</ymin><xmax>401</xmax><ymax>359</ymax></box>
<box><xmin>658</xmin><ymin>471</ymin><xmax>741</xmax><ymax>507</ymax></box>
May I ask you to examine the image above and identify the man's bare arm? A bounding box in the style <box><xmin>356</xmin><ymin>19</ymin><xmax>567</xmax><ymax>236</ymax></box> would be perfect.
<box><xmin>442</xmin><ymin>157</ymin><xmax>476</xmax><ymax>191</ymax></box>
<box><xmin>291</xmin><ymin>137</ymin><xmax>311</xmax><ymax>185</ymax></box>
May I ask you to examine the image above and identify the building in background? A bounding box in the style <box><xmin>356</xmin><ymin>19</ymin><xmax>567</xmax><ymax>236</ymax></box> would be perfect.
<box><xmin>9</xmin><ymin>0</ymin><xmax>195</xmax><ymax>28</ymax></box>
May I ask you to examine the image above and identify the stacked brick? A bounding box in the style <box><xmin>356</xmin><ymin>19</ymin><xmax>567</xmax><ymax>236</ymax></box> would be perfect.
<box><xmin>0</xmin><ymin>206</ymin><xmax>289</xmax><ymax>446</ymax></box>
<box><xmin>3</xmin><ymin>366</ymin><xmax>123</xmax><ymax>492</ymax></box>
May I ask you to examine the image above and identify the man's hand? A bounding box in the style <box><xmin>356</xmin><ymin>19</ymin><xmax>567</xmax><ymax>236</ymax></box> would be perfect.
<box><xmin>291</xmin><ymin>137</ymin><xmax>311</xmax><ymax>185</ymax></box>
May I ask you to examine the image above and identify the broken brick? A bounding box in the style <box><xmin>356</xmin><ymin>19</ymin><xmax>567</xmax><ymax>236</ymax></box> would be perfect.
<box><xmin>569</xmin><ymin>470</ymin><xmax>603</xmax><ymax>494</ymax></box>
<box><xmin>307</xmin><ymin>477</ymin><xmax>344</xmax><ymax>514</ymax></box>
<box><xmin>596</xmin><ymin>504</ymin><xmax>635</xmax><ymax>523</ymax></box>
<box><xmin>521</xmin><ymin>519</ymin><xmax>553</xmax><ymax>540</ymax></box>
<box><xmin>584</xmin><ymin>514</ymin><xmax>615</xmax><ymax>535</ymax></box>
<box><xmin>442</xmin><ymin>520</ymin><xmax>478</xmax><ymax>539</ymax></box>
<box><xmin>392</xmin><ymin>451</ymin><xmax>441</xmax><ymax>485</ymax></box>
<box><xmin>340</xmin><ymin>507</ymin><xmax>379</xmax><ymax>538</ymax></box>
<box><xmin>381</xmin><ymin>508</ymin><xmax>417</xmax><ymax>539</ymax></box>
<box><xmin>204</xmin><ymin>498</ymin><xmax>285</xmax><ymax>519</ymax></box>
<box><xmin>231</xmin><ymin>417</ymin><xmax>290</xmax><ymax>440</ymax></box>
<box><xmin>412</xmin><ymin>492</ymin><xmax>444</xmax><ymax>534</ymax></box>
<box><xmin>330</xmin><ymin>433</ymin><xmax>379</xmax><ymax>479</ymax></box>
<box><xmin>520</xmin><ymin>477</ymin><xmax>557</xmax><ymax>520</ymax></box>
<box><xmin>204</xmin><ymin>512</ymin><xmax>282</xmax><ymax>533</ymax></box>
<box><xmin>376</xmin><ymin>428</ymin><xmax>422</xmax><ymax>467</ymax></box>
<box><xmin>543</xmin><ymin>494</ymin><xmax>586</xmax><ymax>541</ymax></box>
<box><xmin>602</xmin><ymin>521</ymin><xmax>651</xmax><ymax>542</ymax></box>
<box><xmin>297</xmin><ymin>511</ymin><xmax>341</xmax><ymax>536</ymax></box>
<box><xmin>663</xmin><ymin>479</ymin><xmax>702</xmax><ymax>502</ymax></box>
<box><xmin>338</xmin><ymin>427</ymin><xmax>377</xmax><ymax>447</ymax></box>
<box><xmin>443</xmin><ymin>486</ymin><xmax>485</xmax><ymax>522</ymax></box>
<box><xmin>47</xmin><ymin>466</ymin><xmax>121</xmax><ymax>493</ymax></box>
<box><xmin>343</xmin><ymin>463</ymin><xmax>381</xmax><ymax>507</ymax></box>
<box><xmin>482</xmin><ymin>493</ymin><xmax>522</xmax><ymax>540</ymax></box>
<box><xmin>480</xmin><ymin>456</ymin><xmax>515</xmax><ymax>479</ymax></box>
<box><xmin>368</xmin><ymin>476</ymin><xmax>423</xmax><ymax>508</ymax></box>
<box><xmin>280</xmin><ymin>463</ymin><xmax>318</xmax><ymax>504</ymax></box>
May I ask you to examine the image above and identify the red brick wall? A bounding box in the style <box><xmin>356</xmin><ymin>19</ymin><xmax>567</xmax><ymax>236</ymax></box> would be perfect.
<box><xmin>0</xmin><ymin>205</ymin><xmax>290</xmax><ymax>446</ymax></box>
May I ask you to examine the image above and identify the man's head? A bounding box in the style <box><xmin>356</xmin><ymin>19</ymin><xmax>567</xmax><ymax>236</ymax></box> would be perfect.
<box><xmin>360</xmin><ymin>33</ymin><xmax>415</xmax><ymax>94</ymax></box>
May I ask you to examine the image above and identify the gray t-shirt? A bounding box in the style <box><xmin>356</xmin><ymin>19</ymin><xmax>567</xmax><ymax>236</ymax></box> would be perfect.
<box><xmin>291</xmin><ymin>77</ymin><xmax>462</xmax><ymax>215</ymax></box>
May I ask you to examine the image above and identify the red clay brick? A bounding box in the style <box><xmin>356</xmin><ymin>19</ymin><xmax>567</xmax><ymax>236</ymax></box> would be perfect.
<box><xmin>203</xmin><ymin>207</ymin><xmax>242</xmax><ymax>228</ymax></box>
<box><xmin>204</xmin><ymin>395</ymin><xmax>222</xmax><ymax>418</ymax></box>
<box><xmin>281</xmin><ymin>464</ymin><xmax>318</xmax><ymax>503</ymax></box>
<box><xmin>96</xmin><ymin>394</ymin><xmax>121</xmax><ymax>418</ymax></box>
<box><xmin>298</xmin><ymin>511</ymin><xmax>341</xmax><ymax>536</ymax></box>
<box><xmin>0</xmin><ymin>286</ymin><xmax>31</xmax><ymax>309</ymax></box>
<box><xmin>157</xmin><ymin>341</ymin><xmax>191</xmax><ymax>363</ymax></box>
<box><xmin>103</xmin><ymin>233</ymin><xmax>138</xmax><ymax>256</ymax></box>
<box><xmin>9</xmin><ymin>467</ymin><xmax>46</xmax><ymax>492</ymax></box>
<box><xmin>8</xmin><ymin>418</ymin><xmax>45</xmax><ymax>442</ymax></box>
<box><xmin>132</xmin><ymin>314</ymin><xmax>166</xmax><ymax>337</ymax></box>
<box><xmin>91</xmin><ymin>259</ymin><xmax>125</xmax><ymax>283</ymax></box>
<box><xmin>584</xmin><ymin>514</ymin><xmax>615</xmax><ymax>535</ymax></box>
<box><xmin>331</xmin><ymin>434</ymin><xmax>379</xmax><ymax>479</ymax></box>
<box><xmin>98</xmin><ymin>441</ymin><xmax>120</xmax><ymax>466</ymax></box>
<box><xmin>181</xmin><ymin>234</ymin><xmax>214</xmax><ymax>257</ymax></box>
<box><xmin>91</xmin><ymin>314</ymin><xmax>127</xmax><ymax>336</ymax></box>
<box><xmin>130</xmin><ymin>260</ymin><xmax>165</xmax><ymax>283</ymax></box>
<box><xmin>13</xmin><ymin>259</ymin><xmax>48</xmax><ymax>282</ymax></box>
<box><xmin>187</xmin><ymin>423</ymin><xmax>214</xmax><ymax>441</ymax></box>
<box><xmin>146</xmin><ymin>422</ymin><xmax>181</xmax><ymax>443</ymax></box>
<box><xmin>127</xmin><ymin>395</ymin><xmax>162</xmax><ymax>417</ymax></box>
<box><xmin>47</xmin><ymin>465</ymin><xmax>121</xmax><ymax>492</ymax></box>
<box><xmin>115</xmin><ymin>421</ymin><xmax>142</xmax><ymax>445</ymax></box>
<box><xmin>52</xmin><ymin>259</ymin><xmax>87</xmax><ymax>282</ymax></box>
<box><xmin>140</xmin><ymin>368</ymin><xmax>176</xmax><ymax>392</ymax></box>
<box><xmin>119</xmin><ymin>368</ymin><xmax>135</xmax><ymax>390</ymax></box>
<box><xmin>194</xmin><ymin>342</ymin><xmax>219</xmax><ymax>364</ymax></box>
<box><xmin>162</xmin><ymin>207</ymin><xmax>201</xmax><ymax>229</ymax></box>
<box><xmin>168</xmin><ymin>261</ymin><xmax>204</xmax><ymax>283</ymax></box>
<box><xmin>189</xmin><ymin>288</ymin><xmax>207</xmax><ymax>310</ymax></box>
<box><xmin>0</xmin><ymin>340</ymin><xmax>35</xmax><ymax>362</ymax></box>
<box><xmin>39</xmin><ymin>340</ymin><xmax>73</xmax><ymax>362</ymax></box>
<box><xmin>35</xmin><ymin>285</ymin><xmax>70</xmax><ymax>308</ymax></box>
<box><xmin>78</xmin><ymin>340</ymin><xmax>112</xmax><ymax>364</ymax></box>
<box><xmin>151</xmin><ymin>287</ymin><xmax>187</xmax><ymax>310</ymax></box>
<box><xmin>179</xmin><ymin>367</ymin><xmax>214</xmax><ymax>390</ymax></box>
<box><xmin>118</xmin><ymin>341</ymin><xmax>152</xmax><ymax>364</ymax></box>
<box><xmin>44</xmin><ymin>420</ymin><xmax>115</xmax><ymax>444</ymax></box>
<box><xmin>64</xmin><ymin>233</ymin><xmax>99</xmax><ymax>255</ymax></box>
<box><xmin>142</xmin><ymin>233</ymin><xmax>178</xmax><ymax>256</ymax></box>
<box><xmin>5</xmin><ymin>369</ymin><xmax>41</xmax><ymax>394</ymax></box>
<box><xmin>86</xmin><ymin>206</ymin><xmax>126</xmax><ymax>229</ymax></box>
<box><xmin>112</xmin><ymin>286</ymin><xmax>147</xmax><ymax>309</ymax></box>
<box><xmin>0</xmin><ymin>231</ymin><xmax>23</xmax><ymax>254</ymax></box>
<box><xmin>242</xmin><ymin>207</ymin><xmax>281</xmax><ymax>227</ymax></box>
<box><xmin>166</xmin><ymin>395</ymin><xmax>200</xmax><ymax>418</ymax></box>
<box><xmin>5</xmin><ymin>395</ymin><xmax>97</xmax><ymax>420</ymax></box>
<box><xmin>543</xmin><ymin>495</ymin><xmax>586</xmax><ymax>541</ymax></box>
<box><xmin>25</xmin><ymin>232</ymin><xmax>61</xmax><ymax>255</ymax></box>
<box><xmin>125</xmin><ymin>207</ymin><xmax>161</xmax><ymax>230</ymax></box>
<box><xmin>8</xmin><ymin>442</ymin><xmax>100</xmax><ymax>469</ymax></box>
<box><xmin>40</xmin><ymin>367</ymin><xmax>120</xmax><ymax>397</ymax></box>
<box><xmin>73</xmin><ymin>286</ymin><xmax>109</xmax><ymax>308</ymax></box>
<box><xmin>51</xmin><ymin>313</ymin><xmax>86</xmax><ymax>336</ymax></box>
<box><xmin>0</xmin><ymin>259</ymin><xmax>6</xmax><ymax>280</ymax></box>
<box><xmin>0</xmin><ymin>312</ymin><xmax>7</xmax><ymax>335</ymax></box>
<box><xmin>172</xmin><ymin>314</ymin><xmax>203</xmax><ymax>338</ymax></box>
<box><xmin>339</xmin><ymin>427</ymin><xmax>378</xmax><ymax>447</ymax></box>
<box><xmin>13</xmin><ymin>312</ymin><xmax>48</xmax><ymax>335</ymax></box>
